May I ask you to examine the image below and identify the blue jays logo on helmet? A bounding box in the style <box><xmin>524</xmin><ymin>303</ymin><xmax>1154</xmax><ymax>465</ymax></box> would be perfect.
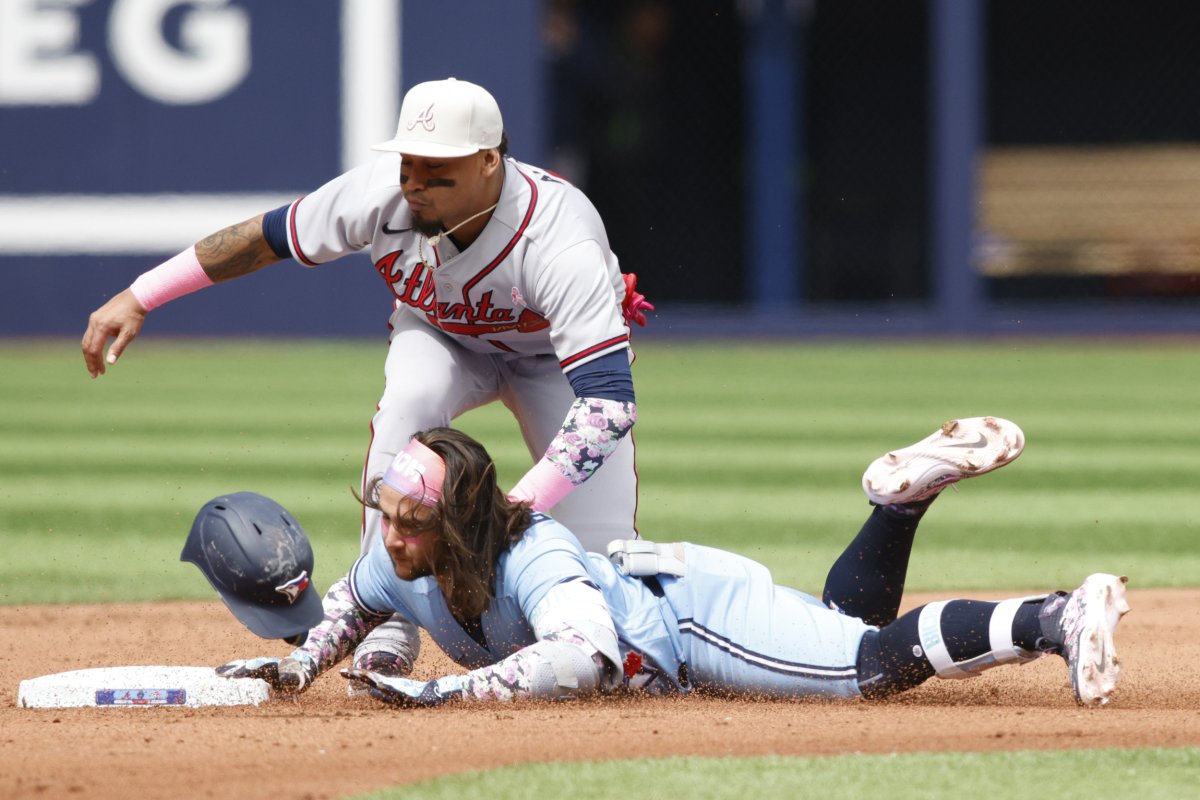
<box><xmin>181</xmin><ymin>492</ymin><xmax>324</xmax><ymax>641</ymax></box>
<box><xmin>275</xmin><ymin>571</ymin><xmax>311</xmax><ymax>604</ymax></box>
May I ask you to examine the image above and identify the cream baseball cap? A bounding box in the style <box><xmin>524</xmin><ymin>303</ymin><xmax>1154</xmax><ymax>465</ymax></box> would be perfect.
<box><xmin>372</xmin><ymin>78</ymin><xmax>504</xmax><ymax>158</ymax></box>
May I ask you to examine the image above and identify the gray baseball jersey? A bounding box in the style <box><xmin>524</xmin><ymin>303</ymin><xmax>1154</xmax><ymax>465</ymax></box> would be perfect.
<box><xmin>271</xmin><ymin>154</ymin><xmax>638</xmax><ymax>554</ymax></box>
<box><xmin>280</xmin><ymin>154</ymin><xmax>631</xmax><ymax>367</ymax></box>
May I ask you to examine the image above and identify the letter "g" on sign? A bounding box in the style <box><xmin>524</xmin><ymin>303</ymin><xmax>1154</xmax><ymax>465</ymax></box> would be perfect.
<box><xmin>110</xmin><ymin>0</ymin><xmax>250</xmax><ymax>104</ymax></box>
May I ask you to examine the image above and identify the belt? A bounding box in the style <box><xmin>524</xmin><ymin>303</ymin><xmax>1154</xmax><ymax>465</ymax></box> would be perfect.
<box><xmin>636</xmin><ymin>575</ymin><xmax>688</xmax><ymax>687</ymax></box>
<box><xmin>640</xmin><ymin>575</ymin><xmax>666</xmax><ymax>597</ymax></box>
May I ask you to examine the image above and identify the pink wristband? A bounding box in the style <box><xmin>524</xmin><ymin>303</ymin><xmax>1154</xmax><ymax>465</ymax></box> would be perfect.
<box><xmin>129</xmin><ymin>246</ymin><xmax>213</xmax><ymax>311</ymax></box>
<box><xmin>508</xmin><ymin>458</ymin><xmax>576</xmax><ymax>512</ymax></box>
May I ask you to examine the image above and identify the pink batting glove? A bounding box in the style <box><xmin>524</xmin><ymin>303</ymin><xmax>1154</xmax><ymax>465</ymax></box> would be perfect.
<box><xmin>621</xmin><ymin>273</ymin><xmax>655</xmax><ymax>328</ymax></box>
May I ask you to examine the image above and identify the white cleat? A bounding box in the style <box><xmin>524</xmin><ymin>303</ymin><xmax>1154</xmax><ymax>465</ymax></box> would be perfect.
<box><xmin>862</xmin><ymin>416</ymin><xmax>1026</xmax><ymax>505</ymax></box>
<box><xmin>1056</xmin><ymin>573</ymin><xmax>1130</xmax><ymax>707</ymax></box>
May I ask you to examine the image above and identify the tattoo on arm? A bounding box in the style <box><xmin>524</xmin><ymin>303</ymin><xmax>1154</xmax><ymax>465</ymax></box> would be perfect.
<box><xmin>195</xmin><ymin>214</ymin><xmax>280</xmax><ymax>282</ymax></box>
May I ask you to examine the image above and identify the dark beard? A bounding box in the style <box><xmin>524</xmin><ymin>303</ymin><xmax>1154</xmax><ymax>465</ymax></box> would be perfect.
<box><xmin>411</xmin><ymin>216</ymin><xmax>443</xmax><ymax>238</ymax></box>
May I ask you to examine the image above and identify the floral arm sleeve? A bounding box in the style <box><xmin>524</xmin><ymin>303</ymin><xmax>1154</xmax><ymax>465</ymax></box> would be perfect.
<box><xmin>450</xmin><ymin>576</ymin><xmax>622</xmax><ymax>701</ymax></box>
<box><xmin>347</xmin><ymin>627</ymin><xmax>610</xmax><ymax>707</ymax></box>
<box><xmin>342</xmin><ymin>578</ymin><xmax>622</xmax><ymax>707</ymax></box>
<box><xmin>287</xmin><ymin>576</ymin><xmax>409</xmax><ymax>681</ymax></box>
<box><xmin>508</xmin><ymin>397</ymin><xmax>636</xmax><ymax>510</ymax></box>
<box><xmin>546</xmin><ymin>397</ymin><xmax>636</xmax><ymax>483</ymax></box>
<box><xmin>454</xmin><ymin>627</ymin><xmax>608</xmax><ymax>701</ymax></box>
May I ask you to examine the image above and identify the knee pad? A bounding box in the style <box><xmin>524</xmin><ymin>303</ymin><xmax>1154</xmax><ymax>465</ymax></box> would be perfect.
<box><xmin>918</xmin><ymin>596</ymin><xmax>1046</xmax><ymax>679</ymax></box>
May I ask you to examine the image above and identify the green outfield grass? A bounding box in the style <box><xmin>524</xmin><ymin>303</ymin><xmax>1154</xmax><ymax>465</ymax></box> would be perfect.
<box><xmin>1</xmin><ymin>337</ymin><xmax>1197</xmax><ymax>603</ymax></box>
<box><xmin>4</xmin><ymin>336</ymin><xmax>1196</xmax><ymax>797</ymax></box>
<box><xmin>349</xmin><ymin>748</ymin><xmax>1200</xmax><ymax>800</ymax></box>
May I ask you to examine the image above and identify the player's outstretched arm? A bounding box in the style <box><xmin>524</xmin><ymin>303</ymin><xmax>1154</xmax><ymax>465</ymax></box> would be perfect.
<box><xmin>81</xmin><ymin>214</ymin><xmax>281</xmax><ymax>377</ymax></box>
<box><xmin>216</xmin><ymin>575</ymin><xmax>399</xmax><ymax>696</ymax></box>
<box><xmin>508</xmin><ymin>396</ymin><xmax>636</xmax><ymax>512</ymax></box>
<box><xmin>341</xmin><ymin>633</ymin><xmax>611</xmax><ymax>707</ymax></box>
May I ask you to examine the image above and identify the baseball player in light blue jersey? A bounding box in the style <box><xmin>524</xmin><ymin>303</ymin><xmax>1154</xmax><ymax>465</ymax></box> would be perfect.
<box><xmin>82</xmin><ymin>77</ymin><xmax>654</xmax><ymax>683</ymax></box>
<box><xmin>219</xmin><ymin>417</ymin><xmax>1129</xmax><ymax>708</ymax></box>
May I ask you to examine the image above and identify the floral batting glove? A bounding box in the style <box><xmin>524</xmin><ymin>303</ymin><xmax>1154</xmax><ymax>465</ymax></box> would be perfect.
<box><xmin>339</xmin><ymin>669</ymin><xmax>464</xmax><ymax>708</ymax></box>
<box><xmin>216</xmin><ymin>655</ymin><xmax>316</xmax><ymax>694</ymax></box>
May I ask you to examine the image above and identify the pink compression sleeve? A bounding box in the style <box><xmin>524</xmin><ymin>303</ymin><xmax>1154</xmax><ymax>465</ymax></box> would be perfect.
<box><xmin>509</xmin><ymin>457</ymin><xmax>576</xmax><ymax>512</ymax></box>
<box><xmin>129</xmin><ymin>246</ymin><xmax>213</xmax><ymax>311</ymax></box>
<box><xmin>507</xmin><ymin>397</ymin><xmax>637</xmax><ymax>512</ymax></box>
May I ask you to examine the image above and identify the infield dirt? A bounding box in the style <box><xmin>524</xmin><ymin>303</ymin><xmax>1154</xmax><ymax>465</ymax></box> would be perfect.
<box><xmin>3</xmin><ymin>589</ymin><xmax>1199</xmax><ymax>799</ymax></box>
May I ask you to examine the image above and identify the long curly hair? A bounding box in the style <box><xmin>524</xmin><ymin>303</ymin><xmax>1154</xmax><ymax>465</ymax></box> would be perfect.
<box><xmin>361</xmin><ymin>427</ymin><xmax>532</xmax><ymax>619</ymax></box>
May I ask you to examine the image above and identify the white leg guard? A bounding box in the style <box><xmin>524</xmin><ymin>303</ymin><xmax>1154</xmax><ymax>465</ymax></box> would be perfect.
<box><xmin>988</xmin><ymin>596</ymin><xmax>1047</xmax><ymax>665</ymax></box>
<box><xmin>918</xmin><ymin>596</ymin><xmax>1047</xmax><ymax>680</ymax></box>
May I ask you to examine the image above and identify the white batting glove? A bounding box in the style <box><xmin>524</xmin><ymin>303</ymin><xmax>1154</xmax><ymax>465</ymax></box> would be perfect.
<box><xmin>217</xmin><ymin>656</ymin><xmax>314</xmax><ymax>694</ymax></box>
<box><xmin>340</xmin><ymin>668</ymin><xmax>464</xmax><ymax>707</ymax></box>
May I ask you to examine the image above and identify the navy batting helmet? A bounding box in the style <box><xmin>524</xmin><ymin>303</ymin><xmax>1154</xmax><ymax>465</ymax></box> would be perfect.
<box><xmin>181</xmin><ymin>492</ymin><xmax>324</xmax><ymax>643</ymax></box>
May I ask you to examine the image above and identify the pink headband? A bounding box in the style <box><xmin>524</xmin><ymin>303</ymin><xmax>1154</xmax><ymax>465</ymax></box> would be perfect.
<box><xmin>382</xmin><ymin>439</ymin><xmax>446</xmax><ymax>508</ymax></box>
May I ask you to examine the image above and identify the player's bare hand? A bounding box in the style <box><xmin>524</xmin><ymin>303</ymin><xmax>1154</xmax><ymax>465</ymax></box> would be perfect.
<box><xmin>81</xmin><ymin>289</ymin><xmax>147</xmax><ymax>378</ymax></box>
<box><xmin>217</xmin><ymin>657</ymin><xmax>312</xmax><ymax>695</ymax></box>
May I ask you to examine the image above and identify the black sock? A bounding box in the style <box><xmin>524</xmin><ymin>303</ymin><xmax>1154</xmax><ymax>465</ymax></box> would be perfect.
<box><xmin>880</xmin><ymin>494</ymin><xmax>938</xmax><ymax>518</ymax></box>
<box><xmin>939</xmin><ymin>600</ymin><xmax>996</xmax><ymax>660</ymax></box>
<box><xmin>941</xmin><ymin>598</ymin><xmax>1056</xmax><ymax>657</ymax></box>
<box><xmin>823</xmin><ymin>504</ymin><xmax>921</xmax><ymax>626</ymax></box>
<box><xmin>857</xmin><ymin>612</ymin><xmax>935</xmax><ymax>699</ymax></box>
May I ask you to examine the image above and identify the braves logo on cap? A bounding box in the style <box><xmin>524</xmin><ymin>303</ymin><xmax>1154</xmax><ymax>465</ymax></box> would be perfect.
<box><xmin>275</xmin><ymin>571</ymin><xmax>310</xmax><ymax>604</ymax></box>
<box><xmin>405</xmin><ymin>103</ymin><xmax>436</xmax><ymax>132</ymax></box>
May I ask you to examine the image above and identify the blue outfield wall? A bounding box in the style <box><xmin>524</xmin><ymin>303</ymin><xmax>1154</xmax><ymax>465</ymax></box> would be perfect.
<box><xmin>0</xmin><ymin>0</ymin><xmax>541</xmax><ymax>339</ymax></box>
<box><xmin>2</xmin><ymin>0</ymin><xmax>1197</xmax><ymax>340</ymax></box>
<box><xmin>18</xmin><ymin>253</ymin><xmax>390</xmax><ymax>339</ymax></box>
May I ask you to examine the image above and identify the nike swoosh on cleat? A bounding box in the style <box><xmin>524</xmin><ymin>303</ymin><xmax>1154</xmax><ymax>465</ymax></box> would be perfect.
<box><xmin>947</xmin><ymin>433</ymin><xmax>988</xmax><ymax>449</ymax></box>
<box><xmin>382</xmin><ymin>222</ymin><xmax>411</xmax><ymax>235</ymax></box>
<box><xmin>1092</xmin><ymin>637</ymin><xmax>1109</xmax><ymax>674</ymax></box>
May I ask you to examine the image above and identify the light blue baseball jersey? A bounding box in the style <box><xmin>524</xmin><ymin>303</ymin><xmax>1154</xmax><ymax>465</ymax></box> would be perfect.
<box><xmin>349</xmin><ymin>513</ymin><xmax>872</xmax><ymax>699</ymax></box>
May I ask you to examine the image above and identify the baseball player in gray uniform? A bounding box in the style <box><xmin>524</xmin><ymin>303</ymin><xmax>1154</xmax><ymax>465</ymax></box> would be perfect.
<box><xmin>81</xmin><ymin>78</ymin><xmax>653</xmax><ymax>681</ymax></box>
<box><xmin>218</xmin><ymin>417</ymin><xmax>1130</xmax><ymax>708</ymax></box>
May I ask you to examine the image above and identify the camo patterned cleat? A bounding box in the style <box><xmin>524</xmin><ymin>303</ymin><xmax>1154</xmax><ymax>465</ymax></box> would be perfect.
<box><xmin>862</xmin><ymin>416</ymin><xmax>1026</xmax><ymax>505</ymax></box>
<box><xmin>1043</xmin><ymin>573</ymin><xmax>1131</xmax><ymax>707</ymax></box>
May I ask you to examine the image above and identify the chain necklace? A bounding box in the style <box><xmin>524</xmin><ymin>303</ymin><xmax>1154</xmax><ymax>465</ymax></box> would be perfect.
<box><xmin>419</xmin><ymin>201</ymin><xmax>499</xmax><ymax>266</ymax></box>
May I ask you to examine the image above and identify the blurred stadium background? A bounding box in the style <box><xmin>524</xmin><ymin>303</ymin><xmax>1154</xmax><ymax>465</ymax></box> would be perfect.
<box><xmin>2</xmin><ymin>0</ymin><xmax>1198</xmax><ymax>337</ymax></box>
